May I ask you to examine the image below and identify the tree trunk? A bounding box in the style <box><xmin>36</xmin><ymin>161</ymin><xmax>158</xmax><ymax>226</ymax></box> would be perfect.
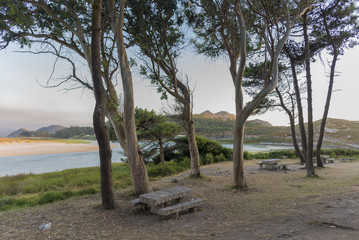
<box><xmin>107</xmin><ymin>0</ymin><xmax>152</xmax><ymax>195</ymax></box>
<box><xmin>91</xmin><ymin>0</ymin><xmax>115</xmax><ymax>209</ymax></box>
<box><xmin>232</xmin><ymin>119</ymin><xmax>247</xmax><ymax>190</ymax></box>
<box><xmin>290</xmin><ymin>59</ymin><xmax>307</xmax><ymax>164</ymax></box>
<box><xmin>183</xmin><ymin>101</ymin><xmax>201</xmax><ymax>177</ymax></box>
<box><xmin>106</xmin><ymin>108</ymin><xmax>127</xmax><ymax>156</ymax></box>
<box><xmin>275</xmin><ymin>88</ymin><xmax>304</xmax><ymax>162</ymax></box>
<box><xmin>316</xmin><ymin>48</ymin><xmax>338</xmax><ymax>164</ymax></box>
<box><xmin>159</xmin><ymin>137</ymin><xmax>165</xmax><ymax>164</ymax></box>
<box><xmin>303</xmin><ymin>14</ymin><xmax>318</xmax><ymax>175</ymax></box>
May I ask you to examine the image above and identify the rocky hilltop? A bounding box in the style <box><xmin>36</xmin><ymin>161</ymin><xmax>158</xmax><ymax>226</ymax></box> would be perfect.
<box><xmin>194</xmin><ymin>110</ymin><xmax>236</xmax><ymax>121</ymax></box>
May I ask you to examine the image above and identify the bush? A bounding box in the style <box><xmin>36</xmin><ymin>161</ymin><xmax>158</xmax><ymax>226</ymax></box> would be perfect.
<box><xmin>243</xmin><ymin>150</ymin><xmax>251</xmax><ymax>160</ymax></box>
<box><xmin>201</xmin><ymin>153</ymin><xmax>214</xmax><ymax>165</ymax></box>
<box><xmin>214</xmin><ymin>153</ymin><xmax>227</xmax><ymax>162</ymax></box>
<box><xmin>320</xmin><ymin>148</ymin><xmax>359</xmax><ymax>157</ymax></box>
<box><xmin>146</xmin><ymin>162</ymin><xmax>187</xmax><ymax>178</ymax></box>
<box><xmin>172</xmin><ymin>135</ymin><xmax>233</xmax><ymax>161</ymax></box>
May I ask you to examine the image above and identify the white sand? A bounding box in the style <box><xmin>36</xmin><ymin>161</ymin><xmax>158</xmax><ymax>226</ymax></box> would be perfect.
<box><xmin>0</xmin><ymin>142</ymin><xmax>102</xmax><ymax>157</ymax></box>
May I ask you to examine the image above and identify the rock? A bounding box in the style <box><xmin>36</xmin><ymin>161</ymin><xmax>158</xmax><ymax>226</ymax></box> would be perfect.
<box><xmin>171</xmin><ymin>178</ymin><xmax>179</xmax><ymax>183</ymax></box>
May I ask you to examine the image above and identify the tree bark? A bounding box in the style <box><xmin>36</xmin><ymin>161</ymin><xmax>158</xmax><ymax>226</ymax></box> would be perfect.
<box><xmin>159</xmin><ymin>137</ymin><xmax>165</xmax><ymax>164</ymax></box>
<box><xmin>183</xmin><ymin>101</ymin><xmax>201</xmax><ymax>177</ymax></box>
<box><xmin>233</xmin><ymin>118</ymin><xmax>247</xmax><ymax>190</ymax></box>
<box><xmin>91</xmin><ymin>0</ymin><xmax>115</xmax><ymax>209</ymax></box>
<box><xmin>303</xmin><ymin>14</ymin><xmax>318</xmax><ymax>174</ymax></box>
<box><xmin>106</xmin><ymin>0</ymin><xmax>152</xmax><ymax>195</ymax></box>
<box><xmin>316</xmin><ymin>47</ymin><xmax>338</xmax><ymax>164</ymax></box>
<box><xmin>175</xmin><ymin>81</ymin><xmax>201</xmax><ymax>177</ymax></box>
<box><xmin>275</xmin><ymin>88</ymin><xmax>304</xmax><ymax>162</ymax></box>
<box><xmin>289</xmin><ymin>58</ymin><xmax>308</xmax><ymax>164</ymax></box>
<box><xmin>106</xmin><ymin>107</ymin><xmax>127</xmax><ymax>156</ymax></box>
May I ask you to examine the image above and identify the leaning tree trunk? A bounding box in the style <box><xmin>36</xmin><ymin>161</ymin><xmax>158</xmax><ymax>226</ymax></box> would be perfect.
<box><xmin>120</xmin><ymin>53</ymin><xmax>152</xmax><ymax>194</ymax></box>
<box><xmin>275</xmin><ymin>88</ymin><xmax>304</xmax><ymax>162</ymax></box>
<box><xmin>108</xmin><ymin>0</ymin><xmax>152</xmax><ymax>195</ymax></box>
<box><xmin>183</xmin><ymin>101</ymin><xmax>201</xmax><ymax>177</ymax></box>
<box><xmin>290</xmin><ymin>59</ymin><xmax>307</xmax><ymax>164</ymax></box>
<box><xmin>106</xmin><ymin>107</ymin><xmax>127</xmax><ymax>156</ymax></box>
<box><xmin>91</xmin><ymin>0</ymin><xmax>115</xmax><ymax>209</ymax></box>
<box><xmin>303</xmin><ymin>14</ymin><xmax>318</xmax><ymax>174</ymax></box>
<box><xmin>316</xmin><ymin>48</ymin><xmax>338</xmax><ymax>164</ymax></box>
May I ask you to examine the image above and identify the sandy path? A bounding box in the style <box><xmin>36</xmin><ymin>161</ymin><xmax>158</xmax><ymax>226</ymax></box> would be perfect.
<box><xmin>0</xmin><ymin>142</ymin><xmax>116</xmax><ymax>157</ymax></box>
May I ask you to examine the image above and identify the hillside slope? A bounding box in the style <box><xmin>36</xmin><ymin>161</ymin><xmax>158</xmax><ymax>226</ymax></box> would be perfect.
<box><xmin>193</xmin><ymin>111</ymin><xmax>359</xmax><ymax>148</ymax></box>
<box><xmin>35</xmin><ymin>125</ymin><xmax>65</xmax><ymax>133</ymax></box>
<box><xmin>6</xmin><ymin>128</ymin><xmax>30</xmax><ymax>138</ymax></box>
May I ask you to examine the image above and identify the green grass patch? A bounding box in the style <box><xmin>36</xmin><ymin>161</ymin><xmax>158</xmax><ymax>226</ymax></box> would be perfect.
<box><xmin>0</xmin><ymin>159</ymin><xmax>189</xmax><ymax>212</ymax></box>
<box><xmin>0</xmin><ymin>163</ymin><xmax>130</xmax><ymax>211</ymax></box>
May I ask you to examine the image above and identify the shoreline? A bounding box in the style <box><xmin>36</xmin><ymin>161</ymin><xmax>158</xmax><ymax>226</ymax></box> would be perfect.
<box><xmin>0</xmin><ymin>141</ymin><xmax>117</xmax><ymax>158</ymax></box>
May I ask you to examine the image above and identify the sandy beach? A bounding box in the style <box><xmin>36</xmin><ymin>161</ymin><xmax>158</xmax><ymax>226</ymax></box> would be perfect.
<box><xmin>0</xmin><ymin>141</ymin><xmax>112</xmax><ymax>157</ymax></box>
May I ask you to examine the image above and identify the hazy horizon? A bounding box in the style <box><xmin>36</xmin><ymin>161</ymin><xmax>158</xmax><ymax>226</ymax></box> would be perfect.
<box><xmin>1</xmin><ymin>44</ymin><xmax>359</xmax><ymax>136</ymax></box>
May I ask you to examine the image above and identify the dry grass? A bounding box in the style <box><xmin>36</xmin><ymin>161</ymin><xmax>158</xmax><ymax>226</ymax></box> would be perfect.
<box><xmin>1</xmin><ymin>159</ymin><xmax>359</xmax><ymax>239</ymax></box>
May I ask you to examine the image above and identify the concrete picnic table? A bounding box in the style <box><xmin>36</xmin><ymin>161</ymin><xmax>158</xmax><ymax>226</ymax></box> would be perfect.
<box><xmin>313</xmin><ymin>155</ymin><xmax>330</xmax><ymax>164</ymax></box>
<box><xmin>131</xmin><ymin>186</ymin><xmax>203</xmax><ymax>216</ymax></box>
<box><xmin>257</xmin><ymin>159</ymin><xmax>288</xmax><ymax>170</ymax></box>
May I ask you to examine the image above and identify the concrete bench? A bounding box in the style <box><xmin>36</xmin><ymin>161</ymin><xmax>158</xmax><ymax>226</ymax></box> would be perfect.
<box><xmin>130</xmin><ymin>198</ymin><xmax>143</xmax><ymax>207</ymax></box>
<box><xmin>341</xmin><ymin>158</ymin><xmax>356</xmax><ymax>162</ymax></box>
<box><xmin>158</xmin><ymin>198</ymin><xmax>203</xmax><ymax>216</ymax></box>
<box><xmin>327</xmin><ymin>158</ymin><xmax>334</xmax><ymax>163</ymax></box>
<box><xmin>256</xmin><ymin>162</ymin><xmax>265</xmax><ymax>169</ymax></box>
<box><xmin>273</xmin><ymin>163</ymin><xmax>288</xmax><ymax>170</ymax></box>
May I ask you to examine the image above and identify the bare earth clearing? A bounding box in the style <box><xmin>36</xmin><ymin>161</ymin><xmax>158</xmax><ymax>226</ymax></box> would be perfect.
<box><xmin>1</xmin><ymin>160</ymin><xmax>359</xmax><ymax>240</ymax></box>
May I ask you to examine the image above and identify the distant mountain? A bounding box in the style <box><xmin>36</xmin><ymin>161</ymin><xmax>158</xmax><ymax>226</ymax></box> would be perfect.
<box><xmin>35</xmin><ymin>125</ymin><xmax>65</xmax><ymax>133</ymax></box>
<box><xmin>7</xmin><ymin>128</ymin><xmax>30</xmax><ymax>138</ymax></box>
<box><xmin>194</xmin><ymin>110</ymin><xmax>236</xmax><ymax>121</ymax></box>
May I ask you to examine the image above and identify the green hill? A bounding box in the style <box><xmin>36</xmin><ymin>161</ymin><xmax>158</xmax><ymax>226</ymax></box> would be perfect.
<box><xmin>193</xmin><ymin>111</ymin><xmax>359</xmax><ymax>148</ymax></box>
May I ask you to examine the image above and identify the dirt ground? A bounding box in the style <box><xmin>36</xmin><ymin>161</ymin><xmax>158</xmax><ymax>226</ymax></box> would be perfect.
<box><xmin>1</xmin><ymin>159</ymin><xmax>359</xmax><ymax>240</ymax></box>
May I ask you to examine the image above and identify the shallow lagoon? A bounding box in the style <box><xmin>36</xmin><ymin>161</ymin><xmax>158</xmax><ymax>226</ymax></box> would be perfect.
<box><xmin>0</xmin><ymin>144</ymin><xmax>292</xmax><ymax>177</ymax></box>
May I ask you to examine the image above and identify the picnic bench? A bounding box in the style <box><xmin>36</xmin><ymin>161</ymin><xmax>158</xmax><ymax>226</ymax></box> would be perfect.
<box><xmin>340</xmin><ymin>157</ymin><xmax>356</xmax><ymax>162</ymax></box>
<box><xmin>130</xmin><ymin>186</ymin><xmax>203</xmax><ymax>217</ymax></box>
<box><xmin>327</xmin><ymin>158</ymin><xmax>335</xmax><ymax>164</ymax></box>
<box><xmin>257</xmin><ymin>159</ymin><xmax>288</xmax><ymax>171</ymax></box>
<box><xmin>313</xmin><ymin>155</ymin><xmax>330</xmax><ymax>164</ymax></box>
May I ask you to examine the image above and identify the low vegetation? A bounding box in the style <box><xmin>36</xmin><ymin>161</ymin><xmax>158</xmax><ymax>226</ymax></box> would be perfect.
<box><xmin>2</xmin><ymin>134</ymin><xmax>359</xmax><ymax>212</ymax></box>
<box><xmin>0</xmin><ymin>161</ymin><xmax>191</xmax><ymax>211</ymax></box>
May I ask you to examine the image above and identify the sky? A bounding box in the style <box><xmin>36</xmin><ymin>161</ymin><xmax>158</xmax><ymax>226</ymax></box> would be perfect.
<box><xmin>1</xmin><ymin>44</ymin><xmax>359</xmax><ymax>137</ymax></box>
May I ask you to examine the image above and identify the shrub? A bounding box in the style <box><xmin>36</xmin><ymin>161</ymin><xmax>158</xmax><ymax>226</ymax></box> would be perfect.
<box><xmin>201</xmin><ymin>153</ymin><xmax>214</xmax><ymax>165</ymax></box>
<box><xmin>243</xmin><ymin>150</ymin><xmax>251</xmax><ymax>160</ymax></box>
<box><xmin>146</xmin><ymin>162</ymin><xmax>186</xmax><ymax>178</ymax></box>
<box><xmin>214</xmin><ymin>153</ymin><xmax>227</xmax><ymax>162</ymax></box>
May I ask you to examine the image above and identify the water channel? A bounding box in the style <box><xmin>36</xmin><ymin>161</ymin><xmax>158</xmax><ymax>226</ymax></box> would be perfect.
<box><xmin>0</xmin><ymin>143</ymin><xmax>293</xmax><ymax>177</ymax></box>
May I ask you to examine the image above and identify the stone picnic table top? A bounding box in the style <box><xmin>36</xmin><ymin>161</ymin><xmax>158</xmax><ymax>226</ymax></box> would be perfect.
<box><xmin>139</xmin><ymin>186</ymin><xmax>192</xmax><ymax>206</ymax></box>
<box><xmin>257</xmin><ymin>159</ymin><xmax>289</xmax><ymax>170</ymax></box>
<box><xmin>261</xmin><ymin>159</ymin><xmax>281</xmax><ymax>164</ymax></box>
